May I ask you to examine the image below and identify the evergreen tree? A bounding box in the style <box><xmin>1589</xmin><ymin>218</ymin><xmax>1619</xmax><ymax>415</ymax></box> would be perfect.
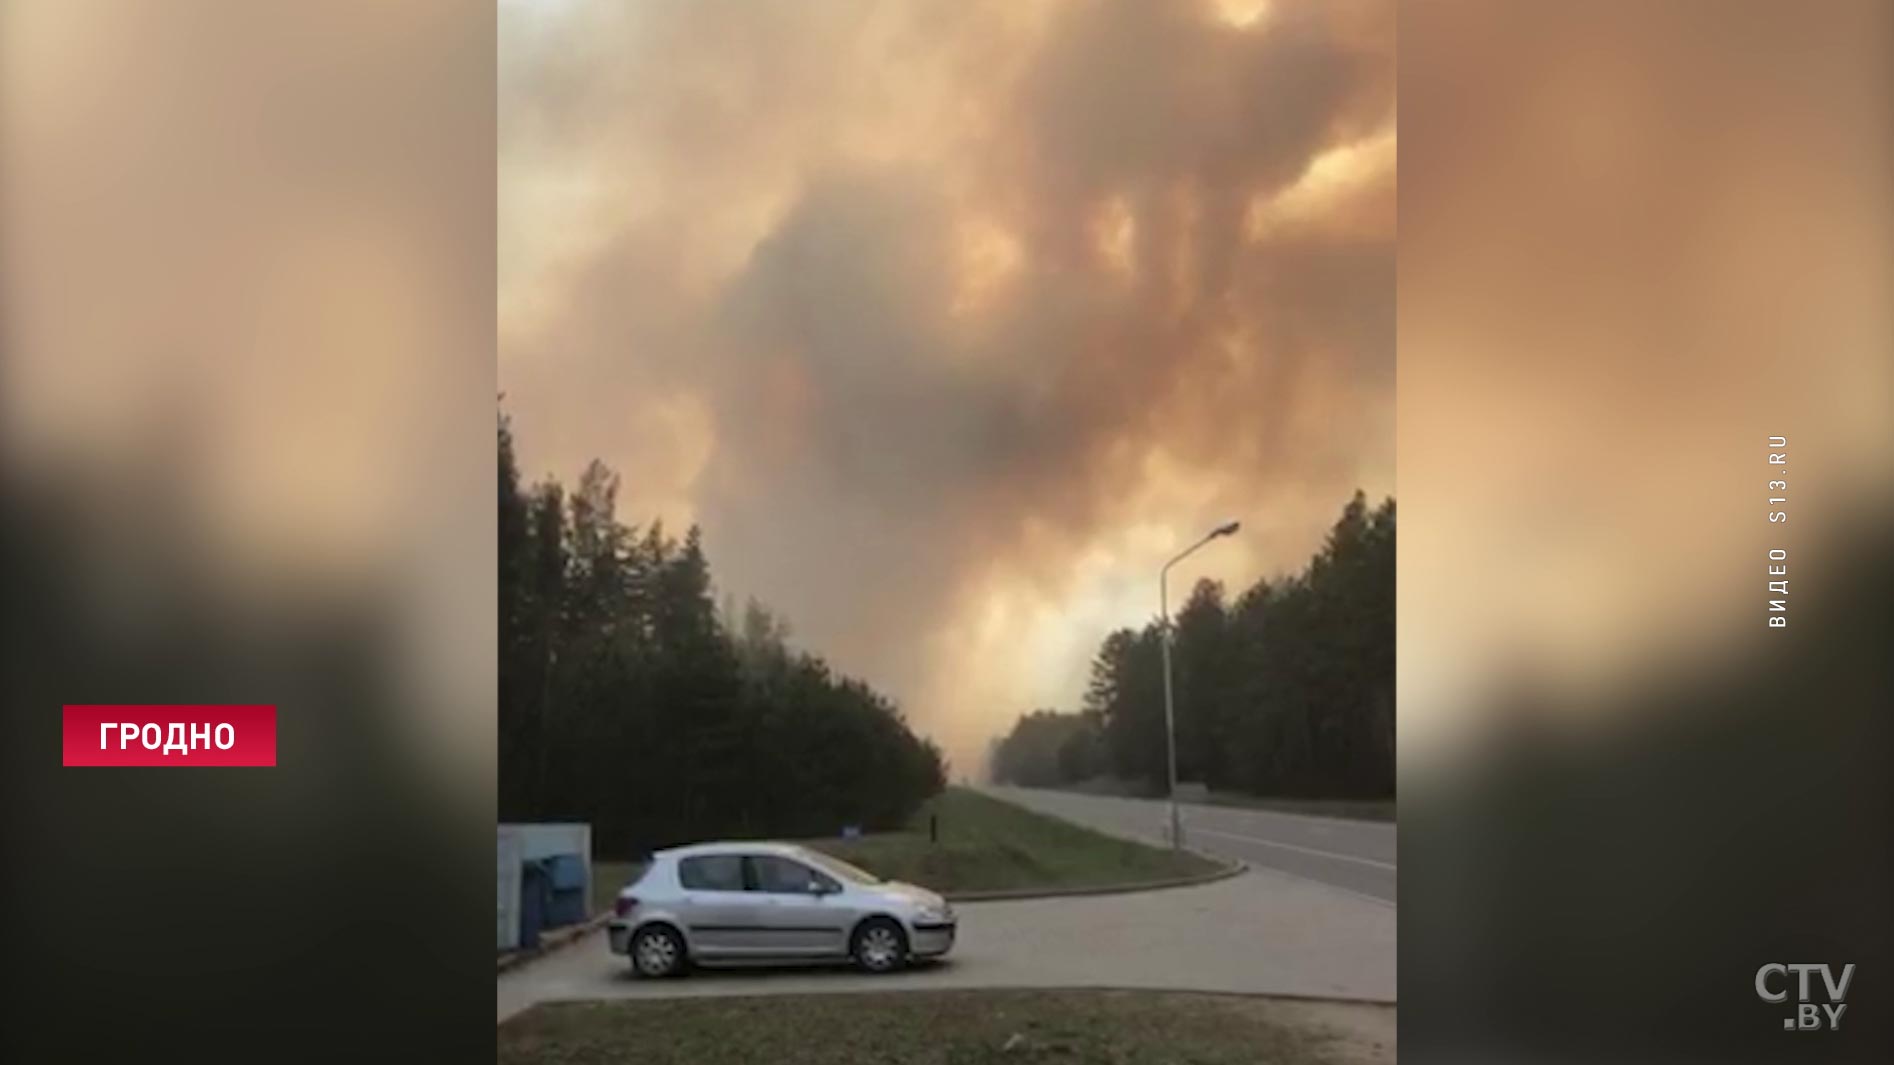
<box><xmin>496</xmin><ymin>411</ymin><xmax>943</xmax><ymax>855</ymax></box>
<box><xmin>991</xmin><ymin>492</ymin><xmax>1395</xmax><ymax>800</ymax></box>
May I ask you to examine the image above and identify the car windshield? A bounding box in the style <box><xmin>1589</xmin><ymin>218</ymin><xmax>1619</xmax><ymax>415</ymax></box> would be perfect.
<box><xmin>798</xmin><ymin>849</ymin><xmax>882</xmax><ymax>885</ymax></box>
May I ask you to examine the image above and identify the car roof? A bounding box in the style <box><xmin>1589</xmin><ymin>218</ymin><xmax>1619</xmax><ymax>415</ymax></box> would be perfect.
<box><xmin>656</xmin><ymin>840</ymin><xmax>810</xmax><ymax>860</ymax></box>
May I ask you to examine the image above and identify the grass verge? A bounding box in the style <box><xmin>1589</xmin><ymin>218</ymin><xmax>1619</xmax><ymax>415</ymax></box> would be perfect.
<box><xmin>591</xmin><ymin>860</ymin><xmax>643</xmax><ymax>915</ymax></box>
<box><xmin>805</xmin><ymin>787</ymin><xmax>1221</xmax><ymax>895</ymax></box>
<box><xmin>588</xmin><ymin>787</ymin><xmax>1225</xmax><ymax>908</ymax></box>
<box><xmin>497</xmin><ymin>989</ymin><xmax>1392</xmax><ymax>1065</ymax></box>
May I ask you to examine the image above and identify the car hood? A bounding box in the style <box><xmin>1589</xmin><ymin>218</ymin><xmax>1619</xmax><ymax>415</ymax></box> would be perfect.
<box><xmin>872</xmin><ymin>880</ymin><xmax>948</xmax><ymax>911</ymax></box>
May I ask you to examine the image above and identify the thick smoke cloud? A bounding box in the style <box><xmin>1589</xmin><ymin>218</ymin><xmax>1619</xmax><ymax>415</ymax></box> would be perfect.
<box><xmin>501</xmin><ymin>0</ymin><xmax>1394</xmax><ymax>769</ymax></box>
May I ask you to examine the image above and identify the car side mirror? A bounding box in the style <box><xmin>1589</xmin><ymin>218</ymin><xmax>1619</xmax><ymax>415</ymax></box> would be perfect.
<box><xmin>808</xmin><ymin>880</ymin><xmax>836</xmax><ymax>895</ymax></box>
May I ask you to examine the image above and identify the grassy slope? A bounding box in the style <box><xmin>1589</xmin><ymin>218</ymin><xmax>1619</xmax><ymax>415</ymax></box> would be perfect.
<box><xmin>590</xmin><ymin>787</ymin><xmax>1221</xmax><ymax>910</ymax></box>
<box><xmin>498</xmin><ymin>989</ymin><xmax>1391</xmax><ymax>1065</ymax></box>
<box><xmin>591</xmin><ymin>860</ymin><xmax>644</xmax><ymax>915</ymax></box>
<box><xmin>805</xmin><ymin>786</ymin><xmax>1220</xmax><ymax>894</ymax></box>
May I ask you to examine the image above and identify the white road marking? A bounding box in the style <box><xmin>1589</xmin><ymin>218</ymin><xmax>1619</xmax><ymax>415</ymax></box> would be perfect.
<box><xmin>1237</xmin><ymin>863</ymin><xmax>1398</xmax><ymax>909</ymax></box>
<box><xmin>1187</xmin><ymin>827</ymin><xmax>1397</xmax><ymax>871</ymax></box>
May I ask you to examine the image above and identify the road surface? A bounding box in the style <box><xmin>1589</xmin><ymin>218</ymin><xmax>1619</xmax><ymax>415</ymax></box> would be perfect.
<box><xmin>499</xmin><ymin>788</ymin><xmax>1398</xmax><ymax>1022</ymax></box>
<box><xmin>498</xmin><ymin>863</ymin><xmax>1394</xmax><ymax>1022</ymax></box>
<box><xmin>981</xmin><ymin>786</ymin><xmax>1396</xmax><ymax>904</ymax></box>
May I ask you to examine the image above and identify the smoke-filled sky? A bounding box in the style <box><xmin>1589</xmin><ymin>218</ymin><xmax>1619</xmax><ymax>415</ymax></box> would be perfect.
<box><xmin>499</xmin><ymin>0</ymin><xmax>1394</xmax><ymax>772</ymax></box>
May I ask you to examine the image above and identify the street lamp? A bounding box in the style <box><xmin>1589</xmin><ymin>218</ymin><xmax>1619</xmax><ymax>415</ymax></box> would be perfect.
<box><xmin>1161</xmin><ymin>519</ymin><xmax>1240</xmax><ymax>849</ymax></box>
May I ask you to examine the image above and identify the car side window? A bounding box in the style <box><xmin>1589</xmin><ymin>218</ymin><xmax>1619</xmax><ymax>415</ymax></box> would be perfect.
<box><xmin>748</xmin><ymin>855</ymin><xmax>838</xmax><ymax>894</ymax></box>
<box><xmin>677</xmin><ymin>854</ymin><xmax>744</xmax><ymax>891</ymax></box>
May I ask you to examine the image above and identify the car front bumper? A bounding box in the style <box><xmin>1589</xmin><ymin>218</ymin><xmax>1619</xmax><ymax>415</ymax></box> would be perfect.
<box><xmin>909</xmin><ymin>919</ymin><xmax>956</xmax><ymax>957</ymax></box>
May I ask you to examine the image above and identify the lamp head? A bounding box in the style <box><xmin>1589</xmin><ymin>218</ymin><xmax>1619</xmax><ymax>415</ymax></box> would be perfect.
<box><xmin>1212</xmin><ymin>520</ymin><xmax>1241</xmax><ymax>538</ymax></box>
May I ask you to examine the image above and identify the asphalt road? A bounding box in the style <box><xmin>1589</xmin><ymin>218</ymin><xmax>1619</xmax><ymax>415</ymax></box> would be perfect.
<box><xmin>499</xmin><ymin>864</ymin><xmax>1395</xmax><ymax>1022</ymax></box>
<box><xmin>499</xmin><ymin>788</ymin><xmax>1398</xmax><ymax>1022</ymax></box>
<box><xmin>981</xmin><ymin>786</ymin><xmax>1396</xmax><ymax>904</ymax></box>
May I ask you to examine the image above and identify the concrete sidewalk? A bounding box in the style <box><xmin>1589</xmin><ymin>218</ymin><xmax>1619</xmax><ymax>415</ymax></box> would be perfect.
<box><xmin>498</xmin><ymin>864</ymin><xmax>1395</xmax><ymax>1023</ymax></box>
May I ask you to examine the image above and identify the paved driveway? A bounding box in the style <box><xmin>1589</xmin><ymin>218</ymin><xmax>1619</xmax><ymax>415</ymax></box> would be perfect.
<box><xmin>981</xmin><ymin>786</ymin><xmax>1397</xmax><ymax>903</ymax></box>
<box><xmin>499</xmin><ymin>863</ymin><xmax>1395</xmax><ymax>1022</ymax></box>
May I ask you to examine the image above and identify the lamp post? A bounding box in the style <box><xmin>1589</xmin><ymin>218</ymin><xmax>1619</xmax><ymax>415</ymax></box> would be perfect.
<box><xmin>1161</xmin><ymin>520</ymin><xmax>1240</xmax><ymax>849</ymax></box>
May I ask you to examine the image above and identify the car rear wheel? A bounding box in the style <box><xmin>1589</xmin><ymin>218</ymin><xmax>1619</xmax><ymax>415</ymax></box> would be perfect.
<box><xmin>630</xmin><ymin>924</ymin><xmax>686</xmax><ymax>978</ymax></box>
<box><xmin>851</xmin><ymin>917</ymin><xmax>907</xmax><ymax>974</ymax></box>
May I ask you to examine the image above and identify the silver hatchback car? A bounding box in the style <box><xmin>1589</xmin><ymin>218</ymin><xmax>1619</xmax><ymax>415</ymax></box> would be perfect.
<box><xmin>607</xmin><ymin>841</ymin><xmax>956</xmax><ymax>977</ymax></box>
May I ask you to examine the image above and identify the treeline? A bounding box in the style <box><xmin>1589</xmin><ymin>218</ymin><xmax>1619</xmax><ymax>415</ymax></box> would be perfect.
<box><xmin>990</xmin><ymin>493</ymin><xmax>1394</xmax><ymax>799</ymax></box>
<box><xmin>499</xmin><ymin>416</ymin><xmax>944</xmax><ymax>855</ymax></box>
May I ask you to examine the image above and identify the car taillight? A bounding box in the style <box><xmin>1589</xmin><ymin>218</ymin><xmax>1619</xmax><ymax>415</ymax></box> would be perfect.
<box><xmin>613</xmin><ymin>896</ymin><xmax>638</xmax><ymax>918</ymax></box>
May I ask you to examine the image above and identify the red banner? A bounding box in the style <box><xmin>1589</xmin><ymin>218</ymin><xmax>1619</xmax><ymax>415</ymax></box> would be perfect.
<box><xmin>62</xmin><ymin>705</ymin><xmax>277</xmax><ymax>767</ymax></box>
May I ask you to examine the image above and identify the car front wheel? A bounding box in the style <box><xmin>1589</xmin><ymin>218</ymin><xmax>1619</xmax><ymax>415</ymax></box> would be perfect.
<box><xmin>630</xmin><ymin>924</ymin><xmax>686</xmax><ymax>978</ymax></box>
<box><xmin>851</xmin><ymin>917</ymin><xmax>908</xmax><ymax>974</ymax></box>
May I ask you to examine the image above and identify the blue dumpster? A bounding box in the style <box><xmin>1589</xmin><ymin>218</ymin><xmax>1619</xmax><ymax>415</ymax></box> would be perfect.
<box><xmin>544</xmin><ymin>853</ymin><xmax>587</xmax><ymax>927</ymax></box>
<box><xmin>518</xmin><ymin>860</ymin><xmax>550</xmax><ymax>949</ymax></box>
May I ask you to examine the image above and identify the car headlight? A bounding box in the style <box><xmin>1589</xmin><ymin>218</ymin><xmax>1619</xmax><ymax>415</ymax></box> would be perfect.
<box><xmin>915</xmin><ymin>903</ymin><xmax>951</xmax><ymax>923</ymax></box>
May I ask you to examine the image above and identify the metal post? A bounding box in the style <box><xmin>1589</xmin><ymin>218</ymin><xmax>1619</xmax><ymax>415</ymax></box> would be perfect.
<box><xmin>1161</xmin><ymin>564</ymin><xmax>1181</xmax><ymax>849</ymax></box>
<box><xmin>1157</xmin><ymin>521</ymin><xmax>1239</xmax><ymax>852</ymax></box>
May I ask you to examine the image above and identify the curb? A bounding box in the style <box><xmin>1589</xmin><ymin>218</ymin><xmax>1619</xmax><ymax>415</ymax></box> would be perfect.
<box><xmin>944</xmin><ymin>853</ymin><xmax>1245</xmax><ymax>903</ymax></box>
<box><xmin>497</xmin><ymin>911</ymin><xmax>611</xmax><ymax>975</ymax></box>
<box><xmin>506</xmin><ymin>984</ymin><xmax>1397</xmax><ymax>1016</ymax></box>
